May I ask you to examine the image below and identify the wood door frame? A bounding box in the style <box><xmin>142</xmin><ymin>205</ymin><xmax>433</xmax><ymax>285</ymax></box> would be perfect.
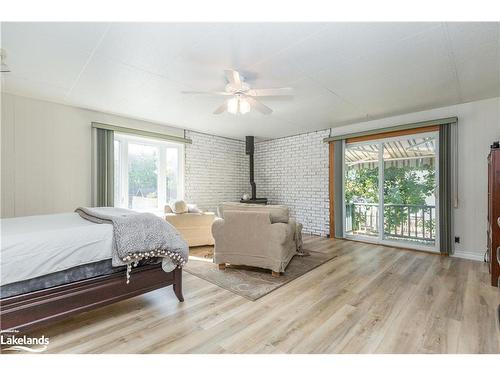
<box><xmin>329</xmin><ymin>142</ymin><xmax>335</xmax><ymax>238</ymax></box>
<box><xmin>346</xmin><ymin>125</ymin><xmax>439</xmax><ymax>144</ymax></box>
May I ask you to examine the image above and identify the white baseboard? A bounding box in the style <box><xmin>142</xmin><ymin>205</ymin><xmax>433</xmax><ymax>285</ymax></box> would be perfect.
<box><xmin>451</xmin><ymin>250</ymin><xmax>485</xmax><ymax>262</ymax></box>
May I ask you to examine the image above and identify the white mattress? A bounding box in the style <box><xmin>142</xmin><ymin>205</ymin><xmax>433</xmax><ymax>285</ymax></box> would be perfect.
<box><xmin>1</xmin><ymin>213</ymin><xmax>113</xmax><ymax>286</ymax></box>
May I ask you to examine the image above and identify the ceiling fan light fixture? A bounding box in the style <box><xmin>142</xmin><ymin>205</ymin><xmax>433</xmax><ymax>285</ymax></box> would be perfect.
<box><xmin>227</xmin><ymin>97</ymin><xmax>238</xmax><ymax>114</ymax></box>
<box><xmin>239</xmin><ymin>98</ymin><xmax>251</xmax><ymax>114</ymax></box>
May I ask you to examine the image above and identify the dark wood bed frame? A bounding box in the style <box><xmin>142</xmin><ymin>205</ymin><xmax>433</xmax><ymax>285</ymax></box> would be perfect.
<box><xmin>0</xmin><ymin>264</ymin><xmax>183</xmax><ymax>332</ymax></box>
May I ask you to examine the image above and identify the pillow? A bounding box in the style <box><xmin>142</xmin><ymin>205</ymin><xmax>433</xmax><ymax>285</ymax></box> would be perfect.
<box><xmin>164</xmin><ymin>204</ymin><xmax>173</xmax><ymax>214</ymax></box>
<box><xmin>172</xmin><ymin>200</ymin><xmax>188</xmax><ymax>214</ymax></box>
<box><xmin>187</xmin><ymin>204</ymin><xmax>202</xmax><ymax>214</ymax></box>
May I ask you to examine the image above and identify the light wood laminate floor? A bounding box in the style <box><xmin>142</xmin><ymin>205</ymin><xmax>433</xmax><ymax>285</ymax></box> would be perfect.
<box><xmin>28</xmin><ymin>236</ymin><xmax>500</xmax><ymax>353</ymax></box>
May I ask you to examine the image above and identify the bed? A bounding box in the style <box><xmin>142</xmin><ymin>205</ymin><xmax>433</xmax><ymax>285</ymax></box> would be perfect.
<box><xmin>0</xmin><ymin>213</ymin><xmax>184</xmax><ymax>332</ymax></box>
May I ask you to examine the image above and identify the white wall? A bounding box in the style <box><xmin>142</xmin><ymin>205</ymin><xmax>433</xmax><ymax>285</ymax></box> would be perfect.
<box><xmin>1</xmin><ymin>93</ymin><xmax>184</xmax><ymax>218</ymax></box>
<box><xmin>255</xmin><ymin>130</ymin><xmax>330</xmax><ymax>236</ymax></box>
<box><xmin>184</xmin><ymin>131</ymin><xmax>249</xmax><ymax>213</ymax></box>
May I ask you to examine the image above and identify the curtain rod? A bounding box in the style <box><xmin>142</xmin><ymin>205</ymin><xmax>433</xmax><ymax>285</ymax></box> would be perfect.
<box><xmin>323</xmin><ymin>117</ymin><xmax>458</xmax><ymax>143</ymax></box>
<box><xmin>92</xmin><ymin>122</ymin><xmax>193</xmax><ymax>144</ymax></box>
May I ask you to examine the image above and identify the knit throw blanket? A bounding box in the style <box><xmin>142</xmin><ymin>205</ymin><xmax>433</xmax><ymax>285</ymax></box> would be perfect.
<box><xmin>75</xmin><ymin>207</ymin><xmax>188</xmax><ymax>283</ymax></box>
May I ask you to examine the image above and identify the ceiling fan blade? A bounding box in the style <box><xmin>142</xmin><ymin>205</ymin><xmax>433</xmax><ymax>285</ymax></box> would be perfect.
<box><xmin>213</xmin><ymin>101</ymin><xmax>228</xmax><ymax>115</ymax></box>
<box><xmin>181</xmin><ymin>91</ymin><xmax>232</xmax><ymax>96</ymax></box>
<box><xmin>247</xmin><ymin>88</ymin><xmax>293</xmax><ymax>97</ymax></box>
<box><xmin>224</xmin><ymin>69</ymin><xmax>242</xmax><ymax>89</ymax></box>
<box><xmin>244</xmin><ymin>96</ymin><xmax>273</xmax><ymax>115</ymax></box>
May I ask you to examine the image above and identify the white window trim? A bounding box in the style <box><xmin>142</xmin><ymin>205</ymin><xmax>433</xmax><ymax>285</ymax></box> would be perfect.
<box><xmin>114</xmin><ymin>133</ymin><xmax>184</xmax><ymax>213</ymax></box>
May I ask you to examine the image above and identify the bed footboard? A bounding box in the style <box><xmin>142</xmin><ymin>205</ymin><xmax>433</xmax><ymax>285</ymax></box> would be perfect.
<box><xmin>0</xmin><ymin>264</ymin><xmax>183</xmax><ymax>332</ymax></box>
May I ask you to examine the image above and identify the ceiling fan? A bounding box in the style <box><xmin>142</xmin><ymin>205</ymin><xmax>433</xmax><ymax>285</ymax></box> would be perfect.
<box><xmin>181</xmin><ymin>70</ymin><xmax>292</xmax><ymax>115</ymax></box>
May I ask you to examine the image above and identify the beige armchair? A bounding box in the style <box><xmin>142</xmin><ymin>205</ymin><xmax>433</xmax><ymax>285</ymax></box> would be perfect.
<box><xmin>164</xmin><ymin>202</ymin><xmax>215</xmax><ymax>247</ymax></box>
<box><xmin>212</xmin><ymin>203</ymin><xmax>301</xmax><ymax>277</ymax></box>
<box><xmin>165</xmin><ymin>212</ymin><xmax>215</xmax><ymax>247</ymax></box>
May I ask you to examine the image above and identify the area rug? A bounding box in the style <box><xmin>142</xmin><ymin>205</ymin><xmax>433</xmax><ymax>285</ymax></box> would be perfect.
<box><xmin>184</xmin><ymin>245</ymin><xmax>337</xmax><ymax>301</ymax></box>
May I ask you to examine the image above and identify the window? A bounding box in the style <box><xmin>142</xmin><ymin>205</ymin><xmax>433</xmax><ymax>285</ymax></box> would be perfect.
<box><xmin>343</xmin><ymin>131</ymin><xmax>439</xmax><ymax>252</ymax></box>
<box><xmin>114</xmin><ymin>133</ymin><xmax>184</xmax><ymax>213</ymax></box>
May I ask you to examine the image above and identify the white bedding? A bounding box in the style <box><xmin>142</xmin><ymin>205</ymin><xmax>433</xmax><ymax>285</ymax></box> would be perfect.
<box><xmin>1</xmin><ymin>213</ymin><xmax>113</xmax><ymax>286</ymax></box>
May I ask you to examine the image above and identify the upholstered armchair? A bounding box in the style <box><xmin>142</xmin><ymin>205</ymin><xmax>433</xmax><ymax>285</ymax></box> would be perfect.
<box><xmin>211</xmin><ymin>203</ymin><xmax>302</xmax><ymax>276</ymax></box>
<box><xmin>164</xmin><ymin>201</ymin><xmax>215</xmax><ymax>247</ymax></box>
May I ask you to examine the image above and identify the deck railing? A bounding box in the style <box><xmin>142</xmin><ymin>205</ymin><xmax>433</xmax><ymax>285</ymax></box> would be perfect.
<box><xmin>345</xmin><ymin>202</ymin><xmax>436</xmax><ymax>244</ymax></box>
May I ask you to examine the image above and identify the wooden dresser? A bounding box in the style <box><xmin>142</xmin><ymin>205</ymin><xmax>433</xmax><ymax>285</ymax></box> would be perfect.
<box><xmin>487</xmin><ymin>145</ymin><xmax>500</xmax><ymax>287</ymax></box>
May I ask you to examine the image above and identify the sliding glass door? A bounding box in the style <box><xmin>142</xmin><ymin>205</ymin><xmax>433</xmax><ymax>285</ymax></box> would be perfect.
<box><xmin>344</xmin><ymin>132</ymin><xmax>439</xmax><ymax>252</ymax></box>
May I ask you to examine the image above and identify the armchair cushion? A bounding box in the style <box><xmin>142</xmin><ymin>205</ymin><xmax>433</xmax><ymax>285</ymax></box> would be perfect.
<box><xmin>218</xmin><ymin>202</ymin><xmax>289</xmax><ymax>223</ymax></box>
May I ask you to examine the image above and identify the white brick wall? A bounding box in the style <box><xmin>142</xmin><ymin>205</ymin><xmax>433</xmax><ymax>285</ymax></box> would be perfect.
<box><xmin>184</xmin><ymin>129</ymin><xmax>330</xmax><ymax>236</ymax></box>
<box><xmin>255</xmin><ymin>130</ymin><xmax>330</xmax><ymax>236</ymax></box>
<box><xmin>184</xmin><ymin>131</ymin><xmax>249</xmax><ymax>213</ymax></box>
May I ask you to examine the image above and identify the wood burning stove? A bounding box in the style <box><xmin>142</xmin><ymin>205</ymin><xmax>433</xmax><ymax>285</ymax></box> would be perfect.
<box><xmin>240</xmin><ymin>136</ymin><xmax>267</xmax><ymax>205</ymax></box>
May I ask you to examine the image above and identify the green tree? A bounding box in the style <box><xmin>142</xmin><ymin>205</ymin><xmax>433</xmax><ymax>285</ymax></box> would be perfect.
<box><xmin>383</xmin><ymin>164</ymin><xmax>435</xmax><ymax>234</ymax></box>
<box><xmin>128</xmin><ymin>154</ymin><xmax>158</xmax><ymax>197</ymax></box>
<box><xmin>345</xmin><ymin>164</ymin><xmax>435</xmax><ymax>234</ymax></box>
<box><xmin>345</xmin><ymin>167</ymin><xmax>379</xmax><ymax>203</ymax></box>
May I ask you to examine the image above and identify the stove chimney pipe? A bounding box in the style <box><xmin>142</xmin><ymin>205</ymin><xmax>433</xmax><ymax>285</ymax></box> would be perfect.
<box><xmin>242</xmin><ymin>136</ymin><xmax>267</xmax><ymax>204</ymax></box>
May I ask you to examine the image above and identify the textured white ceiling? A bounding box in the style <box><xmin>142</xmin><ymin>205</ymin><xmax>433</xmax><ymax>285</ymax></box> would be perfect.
<box><xmin>1</xmin><ymin>22</ymin><xmax>499</xmax><ymax>139</ymax></box>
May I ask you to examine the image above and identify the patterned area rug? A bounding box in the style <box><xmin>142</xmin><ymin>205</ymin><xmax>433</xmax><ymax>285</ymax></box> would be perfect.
<box><xmin>184</xmin><ymin>244</ymin><xmax>337</xmax><ymax>301</ymax></box>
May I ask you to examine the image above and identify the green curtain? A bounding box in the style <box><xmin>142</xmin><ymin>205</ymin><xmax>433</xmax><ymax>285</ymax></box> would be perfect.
<box><xmin>439</xmin><ymin>123</ymin><xmax>454</xmax><ymax>255</ymax></box>
<box><xmin>333</xmin><ymin>140</ymin><xmax>344</xmax><ymax>238</ymax></box>
<box><xmin>96</xmin><ymin>128</ymin><xmax>114</xmax><ymax>207</ymax></box>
